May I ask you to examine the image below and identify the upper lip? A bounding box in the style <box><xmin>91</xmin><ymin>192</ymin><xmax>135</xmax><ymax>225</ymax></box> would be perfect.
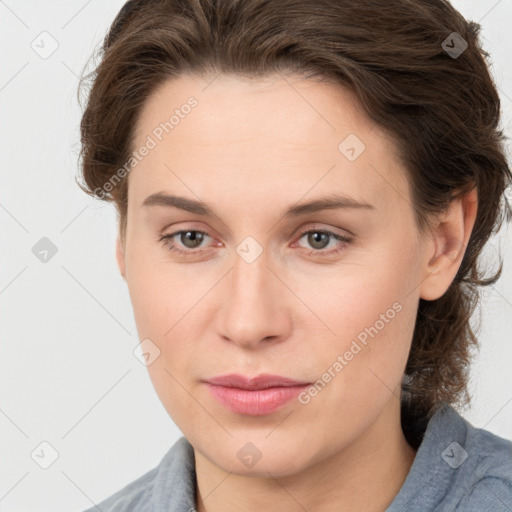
<box><xmin>203</xmin><ymin>373</ymin><xmax>311</xmax><ymax>390</ymax></box>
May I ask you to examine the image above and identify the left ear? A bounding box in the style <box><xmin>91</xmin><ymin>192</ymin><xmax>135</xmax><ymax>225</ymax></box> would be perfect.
<box><xmin>418</xmin><ymin>186</ymin><xmax>478</xmax><ymax>301</ymax></box>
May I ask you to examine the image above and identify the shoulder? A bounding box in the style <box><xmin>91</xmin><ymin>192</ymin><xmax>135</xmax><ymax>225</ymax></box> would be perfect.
<box><xmin>81</xmin><ymin>466</ymin><xmax>157</xmax><ymax>512</ymax></box>
<box><xmin>453</xmin><ymin>418</ymin><xmax>512</xmax><ymax>510</ymax></box>
<box><xmin>389</xmin><ymin>403</ymin><xmax>512</xmax><ymax>511</ymax></box>
<box><xmin>456</xmin><ymin>475</ymin><xmax>512</xmax><ymax>511</ymax></box>
<box><xmin>432</xmin><ymin>404</ymin><xmax>512</xmax><ymax>510</ymax></box>
<box><xmin>462</xmin><ymin>408</ymin><xmax>512</xmax><ymax>481</ymax></box>
<box><xmin>81</xmin><ymin>437</ymin><xmax>196</xmax><ymax>512</ymax></box>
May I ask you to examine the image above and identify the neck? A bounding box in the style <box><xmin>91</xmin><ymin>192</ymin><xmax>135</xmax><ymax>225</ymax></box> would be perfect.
<box><xmin>194</xmin><ymin>398</ymin><xmax>417</xmax><ymax>512</ymax></box>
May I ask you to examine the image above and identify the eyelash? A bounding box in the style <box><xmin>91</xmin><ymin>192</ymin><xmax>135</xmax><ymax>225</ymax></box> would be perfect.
<box><xmin>158</xmin><ymin>226</ymin><xmax>353</xmax><ymax>258</ymax></box>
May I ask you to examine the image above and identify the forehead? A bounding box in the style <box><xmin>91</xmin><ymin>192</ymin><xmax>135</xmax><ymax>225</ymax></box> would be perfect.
<box><xmin>128</xmin><ymin>73</ymin><xmax>410</xmax><ymax>218</ymax></box>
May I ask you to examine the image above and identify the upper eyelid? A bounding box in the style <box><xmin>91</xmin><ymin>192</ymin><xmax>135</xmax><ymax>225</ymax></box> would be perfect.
<box><xmin>163</xmin><ymin>225</ymin><xmax>350</xmax><ymax>239</ymax></box>
<box><xmin>162</xmin><ymin>220</ymin><xmax>352</xmax><ymax>238</ymax></box>
<box><xmin>162</xmin><ymin>225</ymin><xmax>352</xmax><ymax>250</ymax></box>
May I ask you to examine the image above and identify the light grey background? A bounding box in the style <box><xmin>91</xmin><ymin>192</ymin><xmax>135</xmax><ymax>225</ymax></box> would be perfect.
<box><xmin>0</xmin><ymin>1</ymin><xmax>511</xmax><ymax>510</ymax></box>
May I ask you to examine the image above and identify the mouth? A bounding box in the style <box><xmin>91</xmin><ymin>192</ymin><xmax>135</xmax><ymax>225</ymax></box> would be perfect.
<box><xmin>202</xmin><ymin>373</ymin><xmax>311</xmax><ymax>416</ymax></box>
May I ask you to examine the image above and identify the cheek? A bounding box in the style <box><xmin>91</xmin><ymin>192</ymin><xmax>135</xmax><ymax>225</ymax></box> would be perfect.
<box><xmin>297</xmin><ymin>286</ymin><xmax>416</xmax><ymax>435</ymax></box>
<box><xmin>302</xmin><ymin>253</ymin><xmax>416</xmax><ymax>343</ymax></box>
<box><xmin>302</xmin><ymin>240</ymin><xmax>421</xmax><ymax>396</ymax></box>
<box><xmin>125</xmin><ymin>239</ymin><xmax>196</xmax><ymax>336</ymax></box>
<box><xmin>125</xmin><ymin>249</ymin><xmax>207</xmax><ymax>430</ymax></box>
<box><xmin>125</xmin><ymin>243</ymin><xmax>218</xmax><ymax>383</ymax></box>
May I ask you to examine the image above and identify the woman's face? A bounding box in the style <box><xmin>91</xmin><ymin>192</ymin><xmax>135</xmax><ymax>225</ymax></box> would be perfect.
<box><xmin>117</xmin><ymin>73</ymin><xmax>436</xmax><ymax>476</ymax></box>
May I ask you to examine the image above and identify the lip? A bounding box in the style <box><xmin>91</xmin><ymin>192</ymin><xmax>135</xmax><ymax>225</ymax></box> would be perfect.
<box><xmin>203</xmin><ymin>373</ymin><xmax>311</xmax><ymax>416</ymax></box>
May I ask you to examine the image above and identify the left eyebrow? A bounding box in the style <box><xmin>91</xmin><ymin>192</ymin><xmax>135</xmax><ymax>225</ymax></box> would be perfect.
<box><xmin>141</xmin><ymin>192</ymin><xmax>376</xmax><ymax>217</ymax></box>
<box><xmin>283</xmin><ymin>194</ymin><xmax>376</xmax><ymax>217</ymax></box>
<box><xmin>141</xmin><ymin>192</ymin><xmax>214</xmax><ymax>215</ymax></box>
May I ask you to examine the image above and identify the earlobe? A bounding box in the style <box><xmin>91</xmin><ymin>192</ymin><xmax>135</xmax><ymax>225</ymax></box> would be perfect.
<box><xmin>115</xmin><ymin>236</ymin><xmax>126</xmax><ymax>279</ymax></box>
<box><xmin>419</xmin><ymin>187</ymin><xmax>478</xmax><ymax>301</ymax></box>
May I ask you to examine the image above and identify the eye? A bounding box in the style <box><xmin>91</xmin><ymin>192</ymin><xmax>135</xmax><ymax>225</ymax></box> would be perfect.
<box><xmin>158</xmin><ymin>229</ymin><xmax>213</xmax><ymax>257</ymax></box>
<box><xmin>294</xmin><ymin>227</ymin><xmax>352</xmax><ymax>256</ymax></box>
<box><xmin>158</xmin><ymin>225</ymin><xmax>353</xmax><ymax>258</ymax></box>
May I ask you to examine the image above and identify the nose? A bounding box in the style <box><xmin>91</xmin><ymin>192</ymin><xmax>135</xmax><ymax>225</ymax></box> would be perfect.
<box><xmin>214</xmin><ymin>251</ymin><xmax>292</xmax><ymax>350</ymax></box>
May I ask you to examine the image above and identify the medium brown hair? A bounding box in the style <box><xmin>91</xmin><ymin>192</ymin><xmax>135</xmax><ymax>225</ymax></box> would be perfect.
<box><xmin>77</xmin><ymin>0</ymin><xmax>511</xmax><ymax>446</ymax></box>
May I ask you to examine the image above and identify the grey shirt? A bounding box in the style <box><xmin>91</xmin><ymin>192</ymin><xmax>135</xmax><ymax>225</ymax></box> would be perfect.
<box><xmin>83</xmin><ymin>403</ymin><xmax>512</xmax><ymax>511</ymax></box>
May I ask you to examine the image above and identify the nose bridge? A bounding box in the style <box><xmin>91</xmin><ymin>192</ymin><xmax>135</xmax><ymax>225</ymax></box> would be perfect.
<box><xmin>232</xmin><ymin>246</ymin><xmax>272</xmax><ymax>304</ymax></box>
<box><xmin>216</xmin><ymin>245</ymin><xmax>290</xmax><ymax>348</ymax></box>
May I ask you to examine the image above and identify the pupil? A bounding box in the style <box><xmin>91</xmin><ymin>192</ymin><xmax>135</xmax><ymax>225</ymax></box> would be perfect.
<box><xmin>182</xmin><ymin>231</ymin><xmax>203</xmax><ymax>248</ymax></box>
<box><xmin>309</xmin><ymin>232</ymin><xmax>328</xmax><ymax>249</ymax></box>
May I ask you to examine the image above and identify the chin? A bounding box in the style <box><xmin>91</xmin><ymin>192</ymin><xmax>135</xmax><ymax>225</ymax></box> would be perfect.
<box><xmin>195</xmin><ymin>435</ymin><xmax>317</xmax><ymax>478</ymax></box>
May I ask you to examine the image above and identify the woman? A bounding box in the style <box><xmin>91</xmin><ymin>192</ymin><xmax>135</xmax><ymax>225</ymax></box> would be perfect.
<box><xmin>78</xmin><ymin>0</ymin><xmax>512</xmax><ymax>510</ymax></box>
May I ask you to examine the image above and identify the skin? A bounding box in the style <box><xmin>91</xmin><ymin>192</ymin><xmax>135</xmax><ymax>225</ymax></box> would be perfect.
<box><xmin>115</xmin><ymin>72</ymin><xmax>478</xmax><ymax>512</ymax></box>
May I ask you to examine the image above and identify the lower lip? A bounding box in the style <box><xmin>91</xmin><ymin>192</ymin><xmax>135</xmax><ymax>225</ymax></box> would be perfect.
<box><xmin>205</xmin><ymin>383</ymin><xmax>309</xmax><ymax>416</ymax></box>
